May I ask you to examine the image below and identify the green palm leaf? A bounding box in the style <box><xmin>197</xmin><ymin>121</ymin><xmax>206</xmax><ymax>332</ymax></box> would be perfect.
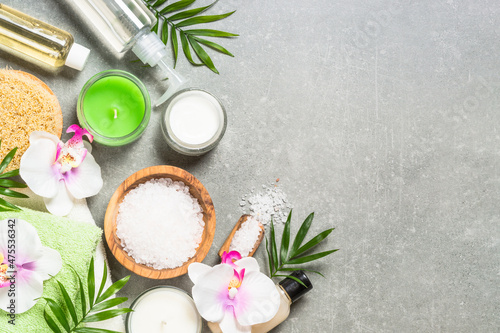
<box><xmin>74</xmin><ymin>328</ymin><xmax>122</xmax><ymax>333</ymax></box>
<box><xmin>180</xmin><ymin>32</ymin><xmax>203</xmax><ymax>65</ymax></box>
<box><xmin>185</xmin><ymin>29</ymin><xmax>238</xmax><ymax>37</ymax></box>
<box><xmin>91</xmin><ymin>297</ymin><xmax>128</xmax><ymax>312</ymax></box>
<box><xmin>0</xmin><ymin>187</ymin><xmax>29</xmax><ymax>198</ymax></box>
<box><xmin>280</xmin><ymin>211</ymin><xmax>292</xmax><ymax>264</ymax></box>
<box><xmin>192</xmin><ymin>37</ymin><xmax>234</xmax><ymax>56</ymax></box>
<box><xmin>0</xmin><ymin>145</ymin><xmax>17</xmax><ymax>173</ymax></box>
<box><xmin>0</xmin><ymin>198</ymin><xmax>21</xmax><ymax>211</ymax></box>
<box><xmin>45</xmin><ymin>260</ymin><xmax>132</xmax><ymax>333</ymax></box>
<box><xmin>289</xmin><ymin>212</ymin><xmax>314</xmax><ymax>258</ymax></box>
<box><xmin>43</xmin><ymin>298</ymin><xmax>71</xmax><ymax>332</ymax></box>
<box><xmin>0</xmin><ymin>179</ymin><xmax>27</xmax><ymax>188</ymax></box>
<box><xmin>160</xmin><ymin>0</ymin><xmax>196</xmax><ymax>14</ymax></box>
<box><xmin>0</xmin><ymin>168</ymin><xmax>19</xmax><ymax>178</ymax></box>
<box><xmin>266</xmin><ymin>212</ymin><xmax>338</xmax><ymax>279</ymax></box>
<box><xmin>188</xmin><ymin>36</ymin><xmax>218</xmax><ymax>73</ymax></box>
<box><xmin>142</xmin><ymin>0</ymin><xmax>238</xmax><ymax>73</ymax></box>
<box><xmin>96</xmin><ymin>275</ymin><xmax>130</xmax><ymax>304</ymax></box>
<box><xmin>286</xmin><ymin>250</ymin><xmax>338</xmax><ymax>265</ymax></box>
<box><xmin>291</xmin><ymin>228</ymin><xmax>335</xmax><ymax>258</ymax></box>
<box><xmin>88</xmin><ymin>257</ymin><xmax>95</xmax><ymax>307</ymax></box>
<box><xmin>171</xmin><ymin>24</ymin><xmax>179</xmax><ymax>66</ymax></box>
<box><xmin>175</xmin><ymin>11</ymin><xmax>235</xmax><ymax>28</ymax></box>
<box><xmin>270</xmin><ymin>218</ymin><xmax>279</xmax><ymax>271</ymax></box>
<box><xmin>161</xmin><ymin>21</ymin><xmax>169</xmax><ymax>44</ymax></box>
<box><xmin>44</xmin><ymin>307</ymin><xmax>63</xmax><ymax>333</ymax></box>
<box><xmin>97</xmin><ymin>260</ymin><xmax>108</xmax><ymax>300</ymax></box>
<box><xmin>167</xmin><ymin>3</ymin><xmax>214</xmax><ymax>21</ymax></box>
<box><xmin>82</xmin><ymin>309</ymin><xmax>133</xmax><ymax>323</ymax></box>
<box><xmin>56</xmin><ymin>280</ymin><xmax>78</xmax><ymax>325</ymax></box>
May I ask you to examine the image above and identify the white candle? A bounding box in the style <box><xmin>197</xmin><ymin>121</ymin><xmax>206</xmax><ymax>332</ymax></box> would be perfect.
<box><xmin>127</xmin><ymin>287</ymin><xmax>201</xmax><ymax>333</ymax></box>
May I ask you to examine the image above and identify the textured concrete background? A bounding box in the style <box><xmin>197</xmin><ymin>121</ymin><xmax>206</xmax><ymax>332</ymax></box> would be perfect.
<box><xmin>1</xmin><ymin>0</ymin><xmax>499</xmax><ymax>331</ymax></box>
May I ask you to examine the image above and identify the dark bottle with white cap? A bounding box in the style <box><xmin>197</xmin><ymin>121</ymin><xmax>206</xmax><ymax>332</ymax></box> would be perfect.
<box><xmin>0</xmin><ymin>4</ymin><xmax>90</xmax><ymax>71</ymax></box>
<box><xmin>251</xmin><ymin>270</ymin><xmax>313</xmax><ymax>332</ymax></box>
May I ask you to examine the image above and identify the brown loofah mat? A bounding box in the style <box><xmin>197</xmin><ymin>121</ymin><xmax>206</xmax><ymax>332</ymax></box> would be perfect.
<box><xmin>0</xmin><ymin>69</ymin><xmax>63</xmax><ymax>171</ymax></box>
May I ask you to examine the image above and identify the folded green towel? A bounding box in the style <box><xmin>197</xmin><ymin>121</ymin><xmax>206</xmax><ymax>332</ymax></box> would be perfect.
<box><xmin>0</xmin><ymin>207</ymin><xmax>102</xmax><ymax>332</ymax></box>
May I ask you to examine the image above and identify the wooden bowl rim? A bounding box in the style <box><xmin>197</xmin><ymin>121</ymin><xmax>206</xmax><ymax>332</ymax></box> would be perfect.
<box><xmin>104</xmin><ymin>165</ymin><xmax>216</xmax><ymax>279</ymax></box>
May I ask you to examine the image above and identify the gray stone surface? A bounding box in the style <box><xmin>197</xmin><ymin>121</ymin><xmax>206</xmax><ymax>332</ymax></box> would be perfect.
<box><xmin>1</xmin><ymin>0</ymin><xmax>499</xmax><ymax>331</ymax></box>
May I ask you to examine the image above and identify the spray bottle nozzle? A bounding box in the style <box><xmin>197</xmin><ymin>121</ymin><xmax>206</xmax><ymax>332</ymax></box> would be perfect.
<box><xmin>132</xmin><ymin>31</ymin><xmax>187</xmax><ymax>107</ymax></box>
<box><xmin>155</xmin><ymin>58</ymin><xmax>186</xmax><ymax>106</ymax></box>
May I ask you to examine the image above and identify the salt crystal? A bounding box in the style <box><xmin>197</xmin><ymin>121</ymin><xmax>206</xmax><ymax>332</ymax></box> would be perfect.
<box><xmin>116</xmin><ymin>178</ymin><xmax>205</xmax><ymax>270</ymax></box>
<box><xmin>240</xmin><ymin>184</ymin><xmax>292</xmax><ymax>225</ymax></box>
<box><xmin>229</xmin><ymin>216</ymin><xmax>262</xmax><ymax>257</ymax></box>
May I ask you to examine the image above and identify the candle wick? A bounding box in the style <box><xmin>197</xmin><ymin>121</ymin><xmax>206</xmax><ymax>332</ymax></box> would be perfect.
<box><xmin>113</xmin><ymin>109</ymin><xmax>118</xmax><ymax>119</ymax></box>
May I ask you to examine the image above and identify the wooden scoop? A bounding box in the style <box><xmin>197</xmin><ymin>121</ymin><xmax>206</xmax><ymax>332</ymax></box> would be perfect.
<box><xmin>218</xmin><ymin>214</ymin><xmax>265</xmax><ymax>258</ymax></box>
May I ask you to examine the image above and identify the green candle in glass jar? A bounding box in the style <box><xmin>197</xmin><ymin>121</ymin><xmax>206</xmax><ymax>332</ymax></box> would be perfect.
<box><xmin>77</xmin><ymin>70</ymin><xmax>151</xmax><ymax>146</ymax></box>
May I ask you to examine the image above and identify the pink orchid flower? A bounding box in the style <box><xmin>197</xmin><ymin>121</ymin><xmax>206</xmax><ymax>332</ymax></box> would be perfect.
<box><xmin>221</xmin><ymin>250</ymin><xmax>242</xmax><ymax>268</ymax></box>
<box><xmin>20</xmin><ymin>125</ymin><xmax>103</xmax><ymax>216</ymax></box>
<box><xmin>0</xmin><ymin>219</ymin><xmax>62</xmax><ymax>313</ymax></box>
<box><xmin>188</xmin><ymin>251</ymin><xmax>280</xmax><ymax>333</ymax></box>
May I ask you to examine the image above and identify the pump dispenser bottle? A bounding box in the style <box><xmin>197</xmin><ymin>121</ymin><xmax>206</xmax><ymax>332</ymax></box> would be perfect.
<box><xmin>208</xmin><ymin>270</ymin><xmax>313</xmax><ymax>333</ymax></box>
<box><xmin>0</xmin><ymin>4</ymin><xmax>90</xmax><ymax>71</ymax></box>
<box><xmin>68</xmin><ymin>0</ymin><xmax>185</xmax><ymax>106</ymax></box>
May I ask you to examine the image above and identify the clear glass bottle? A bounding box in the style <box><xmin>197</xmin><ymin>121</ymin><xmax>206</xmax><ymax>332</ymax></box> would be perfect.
<box><xmin>67</xmin><ymin>0</ymin><xmax>186</xmax><ymax>106</ymax></box>
<box><xmin>208</xmin><ymin>271</ymin><xmax>313</xmax><ymax>333</ymax></box>
<box><xmin>0</xmin><ymin>4</ymin><xmax>90</xmax><ymax>70</ymax></box>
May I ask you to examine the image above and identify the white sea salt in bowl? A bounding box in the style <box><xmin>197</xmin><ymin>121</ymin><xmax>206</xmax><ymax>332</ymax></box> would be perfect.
<box><xmin>104</xmin><ymin>165</ymin><xmax>216</xmax><ymax>279</ymax></box>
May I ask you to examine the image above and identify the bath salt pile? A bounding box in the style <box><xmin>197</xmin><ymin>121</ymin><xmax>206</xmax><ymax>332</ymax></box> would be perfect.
<box><xmin>240</xmin><ymin>183</ymin><xmax>292</xmax><ymax>225</ymax></box>
<box><xmin>229</xmin><ymin>216</ymin><xmax>262</xmax><ymax>257</ymax></box>
<box><xmin>116</xmin><ymin>178</ymin><xmax>205</xmax><ymax>270</ymax></box>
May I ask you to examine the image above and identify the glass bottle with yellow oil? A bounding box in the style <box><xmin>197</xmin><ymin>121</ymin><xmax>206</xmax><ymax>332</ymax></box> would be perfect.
<box><xmin>0</xmin><ymin>4</ymin><xmax>89</xmax><ymax>70</ymax></box>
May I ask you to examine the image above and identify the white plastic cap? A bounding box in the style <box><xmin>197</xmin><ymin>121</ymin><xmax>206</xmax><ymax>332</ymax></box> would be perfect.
<box><xmin>65</xmin><ymin>42</ymin><xmax>90</xmax><ymax>71</ymax></box>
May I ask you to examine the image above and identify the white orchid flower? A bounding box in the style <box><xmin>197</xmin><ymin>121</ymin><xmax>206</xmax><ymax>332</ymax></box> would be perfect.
<box><xmin>188</xmin><ymin>251</ymin><xmax>280</xmax><ymax>333</ymax></box>
<box><xmin>20</xmin><ymin>124</ymin><xmax>103</xmax><ymax>216</ymax></box>
<box><xmin>0</xmin><ymin>218</ymin><xmax>62</xmax><ymax>313</ymax></box>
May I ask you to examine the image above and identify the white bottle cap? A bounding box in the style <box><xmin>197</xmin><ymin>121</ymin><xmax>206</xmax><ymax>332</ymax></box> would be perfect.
<box><xmin>65</xmin><ymin>42</ymin><xmax>90</xmax><ymax>71</ymax></box>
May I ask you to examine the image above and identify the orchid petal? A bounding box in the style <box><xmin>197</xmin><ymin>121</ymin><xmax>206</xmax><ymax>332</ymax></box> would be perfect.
<box><xmin>0</xmin><ymin>220</ymin><xmax>42</xmax><ymax>265</ymax></box>
<box><xmin>219</xmin><ymin>308</ymin><xmax>251</xmax><ymax>333</ymax></box>
<box><xmin>43</xmin><ymin>182</ymin><xmax>74</xmax><ymax>216</ymax></box>
<box><xmin>234</xmin><ymin>257</ymin><xmax>260</xmax><ymax>273</ymax></box>
<box><xmin>188</xmin><ymin>262</ymin><xmax>212</xmax><ymax>285</ymax></box>
<box><xmin>221</xmin><ymin>251</ymin><xmax>242</xmax><ymax>267</ymax></box>
<box><xmin>29</xmin><ymin>131</ymin><xmax>60</xmax><ymax>146</ymax></box>
<box><xmin>66</xmin><ymin>124</ymin><xmax>93</xmax><ymax>144</ymax></box>
<box><xmin>26</xmin><ymin>246</ymin><xmax>62</xmax><ymax>281</ymax></box>
<box><xmin>19</xmin><ymin>137</ymin><xmax>60</xmax><ymax>198</ymax></box>
<box><xmin>233</xmin><ymin>270</ymin><xmax>280</xmax><ymax>326</ymax></box>
<box><xmin>12</xmin><ymin>219</ymin><xmax>43</xmax><ymax>264</ymax></box>
<box><xmin>63</xmin><ymin>153</ymin><xmax>103</xmax><ymax>199</ymax></box>
<box><xmin>7</xmin><ymin>270</ymin><xmax>43</xmax><ymax>313</ymax></box>
<box><xmin>228</xmin><ymin>268</ymin><xmax>244</xmax><ymax>290</ymax></box>
<box><xmin>191</xmin><ymin>264</ymin><xmax>234</xmax><ymax>322</ymax></box>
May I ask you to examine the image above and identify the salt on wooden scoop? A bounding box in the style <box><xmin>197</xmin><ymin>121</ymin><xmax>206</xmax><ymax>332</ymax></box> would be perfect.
<box><xmin>219</xmin><ymin>214</ymin><xmax>264</xmax><ymax>258</ymax></box>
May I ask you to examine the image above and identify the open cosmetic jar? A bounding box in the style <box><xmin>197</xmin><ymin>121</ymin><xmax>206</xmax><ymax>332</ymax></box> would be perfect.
<box><xmin>126</xmin><ymin>286</ymin><xmax>202</xmax><ymax>333</ymax></box>
<box><xmin>77</xmin><ymin>70</ymin><xmax>151</xmax><ymax>146</ymax></box>
<box><xmin>161</xmin><ymin>88</ymin><xmax>227</xmax><ymax>156</ymax></box>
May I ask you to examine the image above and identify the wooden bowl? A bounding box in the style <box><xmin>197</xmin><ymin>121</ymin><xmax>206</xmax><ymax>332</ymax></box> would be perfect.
<box><xmin>104</xmin><ymin>165</ymin><xmax>216</xmax><ymax>279</ymax></box>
